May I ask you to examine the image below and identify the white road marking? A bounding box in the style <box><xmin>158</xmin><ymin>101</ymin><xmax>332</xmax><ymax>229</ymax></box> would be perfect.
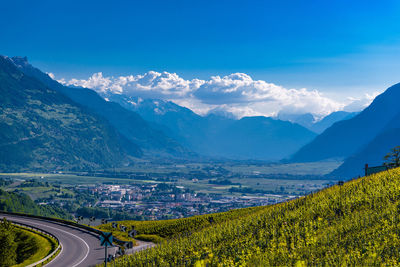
<box><xmin>8</xmin><ymin>217</ymin><xmax>90</xmax><ymax>267</ymax></box>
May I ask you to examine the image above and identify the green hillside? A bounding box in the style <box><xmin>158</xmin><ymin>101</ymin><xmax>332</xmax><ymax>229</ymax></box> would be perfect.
<box><xmin>0</xmin><ymin>218</ymin><xmax>57</xmax><ymax>267</ymax></box>
<box><xmin>0</xmin><ymin>55</ymin><xmax>141</xmax><ymax>172</ymax></box>
<box><xmin>106</xmin><ymin>168</ymin><xmax>400</xmax><ymax>266</ymax></box>
<box><xmin>0</xmin><ymin>189</ymin><xmax>70</xmax><ymax>219</ymax></box>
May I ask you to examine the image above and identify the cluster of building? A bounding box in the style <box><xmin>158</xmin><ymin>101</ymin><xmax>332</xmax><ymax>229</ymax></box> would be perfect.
<box><xmin>75</xmin><ymin>183</ymin><xmax>295</xmax><ymax>220</ymax></box>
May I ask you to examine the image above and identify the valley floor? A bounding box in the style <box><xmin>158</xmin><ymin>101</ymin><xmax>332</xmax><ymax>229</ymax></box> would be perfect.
<box><xmin>0</xmin><ymin>161</ymin><xmax>337</xmax><ymax>221</ymax></box>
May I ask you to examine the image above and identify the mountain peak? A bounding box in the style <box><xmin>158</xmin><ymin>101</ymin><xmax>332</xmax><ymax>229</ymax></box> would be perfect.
<box><xmin>11</xmin><ymin>56</ymin><xmax>29</xmax><ymax>67</ymax></box>
<box><xmin>206</xmin><ymin>108</ymin><xmax>236</xmax><ymax>119</ymax></box>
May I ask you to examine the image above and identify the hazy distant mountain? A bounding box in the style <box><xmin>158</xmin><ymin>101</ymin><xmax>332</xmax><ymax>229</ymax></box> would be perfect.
<box><xmin>107</xmin><ymin>94</ymin><xmax>317</xmax><ymax>160</ymax></box>
<box><xmin>106</xmin><ymin>94</ymin><xmax>230</xmax><ymax>152</ymax></box>
<box><xmin>205</xmin><ymin>108</ymin><xmax>236</xmax><ymax>120</ymax></box>
<box><xmin>208</xmin><ymin>116</ymin><xmax>317</xmax><ymax>160</ymax></box>
<box><xmin>291</xmin><ymin>83</ymin><xmax>400</xmax><ymax>164</ymax></box>
<box><xmin>278</xmin><ymin>111</ymin><xmax>358</xmax><ymax>134</ymax></box>
<box><xmin>0</xmin><ymin>56</ymin><xmax>141</xmax><ymax>171</ymax></box>
<box><xmin>311</xmin><ymin>111</ymin><xmax>358</xmax><ymax>134</ymax></box>
<box><xmin>277</xmin><ymin>113</ymin><xmax>316</xmax><ymax>130</ymax></box>
<box><xmin>106</xmin><ymin>95</ymin><xmax>207</xmax><ymax>149</ymax></box>
<box><xmin>10</xmin><ymin>57</ymin><xmax>189</xmax><ymax>158</ymax></box>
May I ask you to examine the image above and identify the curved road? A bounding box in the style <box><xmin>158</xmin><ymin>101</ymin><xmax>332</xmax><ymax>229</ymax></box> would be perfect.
<box><xmin>1</xmin><ymin>214</ymin><xmax>116</xmax><ymax>267</ymax></box>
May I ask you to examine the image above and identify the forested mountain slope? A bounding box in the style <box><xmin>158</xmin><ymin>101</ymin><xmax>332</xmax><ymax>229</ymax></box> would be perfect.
<box><xmin>0</xmin><ymin>56</ymin><xmax>140</xmax><ymax>171</ymax></box>
<box><xmin>0</xmin><ymin>189</ymin><xmax>70</xmax><ymax>219</ymax></box>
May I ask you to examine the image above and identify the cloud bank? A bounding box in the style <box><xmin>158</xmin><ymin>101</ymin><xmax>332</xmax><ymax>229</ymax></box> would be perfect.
<box><xmin>58</xmin><ymin>71</ymin><xmax>376</xmax><ymax>118</ymax></box>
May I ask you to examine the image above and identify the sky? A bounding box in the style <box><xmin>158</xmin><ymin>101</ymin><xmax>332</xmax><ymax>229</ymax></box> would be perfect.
<box><xmin>2</xmin><ymin>0</ymin><xmax>400</xmax><ymax>118</ymax></box>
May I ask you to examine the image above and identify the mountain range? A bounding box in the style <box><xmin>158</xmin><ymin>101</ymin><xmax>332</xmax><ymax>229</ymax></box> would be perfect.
<box><xmin>10</xmin><ymin>56</ymin><xmax>322</xmax><ymax>162</ymax></box>
<box><xmin>3</xmin><ymin>54</ymin><xmax>395</xmax><ymax>176</ymax></box>
<box><xmin>105</xmin><ymin>94</ymin><xmax>317</xmax><ymax>160</ymax></box>
<box><xmin>10</xmin><ymin>56</ymin><xmax>188</xmax><ymax>158</ymax></box>
<box><xmin>0</xmin><ymin>55</ymin><xmax>324</xmax><ymax>170</ymax></box>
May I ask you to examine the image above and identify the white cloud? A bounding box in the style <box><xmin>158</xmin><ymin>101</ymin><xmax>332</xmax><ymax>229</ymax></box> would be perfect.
<box><xmin>64</xmin><ymin>72</ymin><xmax>115</xmax><ymax>93</ymax></box>
<box><xmin>194</xmin><ymin>73</ymin><xmax>343</xmax><ymax>117</ymax></box>
<box><xmin>56</xmin><ymin>71</ymin><xmax>374</xmax><ymax>119</ymax></box>
<box><xmin>62</xmin><ymin>71</ymin><xmax>204</xmax><ymax>99</ymax></box>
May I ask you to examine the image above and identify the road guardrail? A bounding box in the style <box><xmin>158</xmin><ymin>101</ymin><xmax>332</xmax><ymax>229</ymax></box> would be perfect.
<box><xmin>9</xmin><ymin>219</ymin><xmax>62</xmax><ymax>267</ymax></box>
<box><xmin>0</xmin><ymin>211</ymin><xmax>133</xmax><ymax>249</ymax></box>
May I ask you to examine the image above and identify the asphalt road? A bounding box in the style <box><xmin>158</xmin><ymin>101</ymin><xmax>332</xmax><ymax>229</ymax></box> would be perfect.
<box><xmin>1</xmin><ymin>214</ymin><xmax>116</xmax><ymax>267</ymax></box>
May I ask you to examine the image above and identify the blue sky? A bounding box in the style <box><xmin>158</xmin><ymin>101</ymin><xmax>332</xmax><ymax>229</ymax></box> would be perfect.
<box><xmin>2</xmin><ymin>0</ymin><xmax>400</xmax><ymax>117</ymax></box>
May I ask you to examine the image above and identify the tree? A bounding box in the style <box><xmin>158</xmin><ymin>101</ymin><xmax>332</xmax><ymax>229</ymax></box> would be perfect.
<box><xmin>384</xmin><ymin>146</ymin><xmax>400</xmax><ymax>168</ymax></box>
<box><xmin>0</xmin><ymin>218</ymin><xmax>17</xmax><ymax>266</ymax></box>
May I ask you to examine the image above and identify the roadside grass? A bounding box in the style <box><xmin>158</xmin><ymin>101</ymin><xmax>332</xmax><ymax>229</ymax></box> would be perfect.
<box><xmin>12</xmin><ymin>226</ymin><xmax>57</xmax><ymax>267</ymax></box>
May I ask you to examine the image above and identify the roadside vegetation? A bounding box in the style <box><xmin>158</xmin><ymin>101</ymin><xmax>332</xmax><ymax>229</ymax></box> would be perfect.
<box><xmin>0</xmin><ymin>218</ymin><xmax>57</xmax><ymax>267</ymax></box>
<box><xmin>0</xmin><ymin>188</ymin><xmax>70</xmax><ymax>219</ymax></box>
<box><xmin>100</xmin><ymin>167</ymin><xmax>400</xmax><ymax>266</ymax></box>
